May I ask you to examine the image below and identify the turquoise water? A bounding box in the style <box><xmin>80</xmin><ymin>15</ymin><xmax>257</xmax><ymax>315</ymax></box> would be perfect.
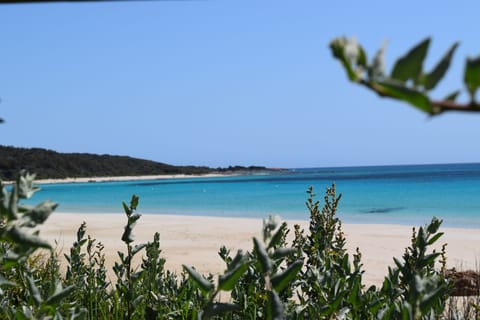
<box><xmin>23</xmin><ymin>163</ymin><xmax>480</xmax><ymax>228</ymax></box>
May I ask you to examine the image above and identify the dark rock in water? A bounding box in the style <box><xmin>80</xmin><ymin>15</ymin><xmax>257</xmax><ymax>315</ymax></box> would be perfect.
<box><xmin>445</xmin><ymin>268</ymin><xmax>480</xmax><ymax>296</ymax></box>
<box><xmin>360</xmin><ymin>207</ymin><xmax>404</xmax><ymax>214</ymax></box>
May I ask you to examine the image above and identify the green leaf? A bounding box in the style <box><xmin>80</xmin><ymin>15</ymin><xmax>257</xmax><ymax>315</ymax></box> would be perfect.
<box><xmin>418</xmin><ymin>252</ymin><xmax>441</xmax><ymax>268</ymax></box>
<box><xmin>330</xmin><ymin>37</ymin><xmax>359</xmax><ymax>81</ymax></box>
<box><xmin>122</xmin><ymin>202</ymin><xmax>130</xmax><ymax>215</ymax></box>
<box><xmin>368</xmin><ymin>41</ymin><xmax>387</xmax><ymax>80</ymax></box>
<box><xmin>253</xmin><ymin>237</ymin><xmax>272</xmax><ymax>274</ymax></box>
<box><xmin>17</xmin><ymin>172</ymin><xmax>39</xmax><ymax>199</ymax></box>
<box><xmin>267</xmin><ymin>290</ymin><xmax>284</xmax><ymax>320</ymax></box>
<box><xmin>202</xmin><ymin>302</ymin><xmax>240</xmax><ymax>318</ymax></box>
<box><xmin>444</xmin><ymin>90</ymin><xmax>460</xmax><ymax>101</ymax></box>
<box><xmin>7</xmin><ymin>226</ymin><xmax>51</xmax><ymax>249</ymax></box>
<box><xmin>130</xmin><ymin>194</ymin><xmax>139</xmax><ymax>210</ymax></box>
<box><xmin>271</xmin><ymin>260</ymin><xmax>303</xmax><ymax>292</ymax></box>
<box><xmin>268</xmin><ymin>222</ymin><xmax>287</xmax><ymax>249</ymax></box>
<box><xmin>226</xmin><ymin>250</ymin><xmax>244</xmax><ymax>271</ymax></box>
<box><xmin>132</xmin><ymin>243</ymin><xmax>147</xmax><ymax>255</ymax></box>
<box><xmin>427</xmin><ymin>232</ymin><xmax>444</xmax><ymax>245</ymax></box>
<box><xmin>45</xmin><ymin>285</ymin><xmax>75</xmax><ymax>305</ymax></box>
<box><xmin>464</xmin><ymin>55</ymin><xmax>480</xmax><ymax>101</ymax></box>
<box><xmin>218</xmin><ymin>254</ymin><xmax>248</xmax><ymax>291</ymax></box>
<box><xmin>182</xmin><ymin>265</ymin><xmax>214</xmax><ymax>293</ymax></box>
<box><xmin>23</xmin><ymin>200</ymin><xmax>57</xmax><ymax>225</ymax></box>
<box><xmin>420</xmin><ymin>286</ymin><xmax>448</xmax><ymax>313</ymax></box>
<box><xmin>272</xmin><ymin>247</ymin><xmax>296</xmax><ymax>260</ymax></box>
<box><xmin>27</xmin><ymin>276</ymin><xmax>43</xmax><ymax>306</ymax></box>
<box><xmin>391</xmin><ymin>37</ymin><xmax>430</xmax><ymax>84</ymax></box>
<box><xmin>425</xmin><ymin>42</ymin><xmax>458</xmax><ymax>90</ymax></box>
<box><xmin>357</xmin><ymin>44</ymin><xmax>368</xmax><ymax>68</ymax></box>
<box><xmin>426</xmin><ymin>217</ymin><xmax>442</xmax><ymax>234</ymax></box>
<box><xmin>121</xmin><ymin>224</ymin><xmax>135</xmax><ymax>244</ymax></box>
<box><xmin>0</xmin><ymin>275</ymin><xmax>15</xmax><ymax>287</ymax></box>
<box><xmin>373</xmin><ymin>80</ymin><xmax>433</xmax><ymax>114</ymax></box>
<box><xmin>346</xmin><ymin>276</ymin><xmax>361</xmax><ymax>308</ymax></box>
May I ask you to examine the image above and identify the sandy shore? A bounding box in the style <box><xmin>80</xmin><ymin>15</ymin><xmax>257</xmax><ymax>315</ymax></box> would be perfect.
<box><xmin>38</xmin><ymin>213</ymin><xmax>480</xmax><ymax>287</ymax></box>
<box><xmin>4</xmin><ymin>173</ymin><xmax>237</xmax><ymax>185</ymax></box>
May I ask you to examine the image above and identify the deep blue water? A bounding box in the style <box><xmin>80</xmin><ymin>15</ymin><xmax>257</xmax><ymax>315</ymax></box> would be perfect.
<box><xmin>22</xmin><ymin>163</ymin><xmax>480</xmax><ymax>228</ymax></box>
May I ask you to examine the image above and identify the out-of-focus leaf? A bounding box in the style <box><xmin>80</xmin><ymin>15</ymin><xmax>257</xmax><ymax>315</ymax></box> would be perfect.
<box><xmin>218</xmin><ymin>255</ymin><xmax>248</xmax><ymax>291</ymax></box>
<box><xmin>420</xmin><ymin>286</ymin><xmax>448</xmax><ymax>313</ymax></box>
<box><xmin>226</xmin><ymin>250</ymin><xmax>244</xmax><ymax>271</ymax></box>
<box><xmin>425</xmin><ymin>42</ymin><xmax>458</xmax><ymax>90</ymax></box>
<box><xmin>0</xmin><ymin>275</ymin><xmax>15</xmax><ymax>287</ymax></box>
<box><xmin>464</xmin><ymin>55</ymin><xmax>480</xmax><ymax>101</ymax></box>
<box><xmin>391</xmin><ymin>37</ymin><xmax>430</xmax><ymax>84</ymax></box>
<box><xmin>45</xmin><ymin>285</ymin><xmax>75</xmax><ymax>305</ymax></box>
<box><xmin>373</xmin><ymin>80</ymin><xmax>433</xmax><ymax>114</ymax></box>
<box><xmin>7</xmin><ymin>226</ymin><xmax>51</xmax><ymax>249</ymax></box>
<box><xmin>27</xmin><ymin>276</ymin><xmax>43</xmax><ymax>305</ymax></box>
<box><xmin>268</xmin><ymin>222</ymin><xmax>287</xmax><ymax>249</ymax></box>
<box><xmin>132</xmin><ymin>243</ymin><xmax>147</xmax><ymax>255</ymax></box>
<box><xmin>267</xmin><ymin>290</ymin><xmax>285</xmax><ymax>320</ymax></box>
<box><xmin>130</xmin><ymin>194</ymin><xmax>139</xmax><ymax>210</ymax></box>
<box><xmin>129</xmin><ymin>213</ymin><xmax>141</xmax><ymax>224</ymax></box>
<box><xmin>182</xmin><ymin>265</ymin><xmax>214</xmax><ymax>293</ymax></box>
<box><xmin>272</xmin><ymin>247</ymin><xmax>296</xmax><ymax>260</ymax></box>
<box><xmin>330</xmin><ymin>37</ymin><xmax>359</xmax><ymax>81</ymax></box>
<box><xmin>17</xmin><ymin>172</ymin><xmax>39</xmax><ymax>199</ymax></box>
<box><xmin>427</xmin><ymin>232</ymin><xmax>444</xmax><ymax>245</ymax></box>
<box><xmin>122</xmin><ymin>202</ymin><xmax>130</xmax><ymax>215</ymax></box>
<box><xmin>203</xmin><ymin>302</ymin><xmax>240</xmax><ymax>318</ymax></box>
<box><xmin>271</xmin><ymin>260</ymin><xmax>303</xmax><ymax>292</ymax></box>
<box><xmin>23</xmin><ymin>201</ymin><xmax>57</xmax><ymax>225</ymax></box>
<box><xmin>426</xmin><ymin>217</ymin><xmax>442</xmax><ymax>234</ymax></box>
<box><xmin>121</xmin><ymin>224</ymin><xmax>135</xmax><ymax>244</ymax></box>
<box><xmin>253</xmin><ymin>237</ymin><xmax>272</xmax><ymax>273</ymax></box>
<box><xmin>444</xmin><ymin>90</ymin><xmax>460</xmax><ymax>101</ymax></box>
<box><xmin>132</xmin><ymin>295</ymin><xmax>144</xmax><ymax>307</ymax></box>
<box><xmin>357</xmin><ymin>44</ymin><xmax>368</xmax><ymax>68</ymax></box>
<box><xmin>368</xmin><ymin>41</ymin><xmax>387</xmax><ymax>80</ymax></box>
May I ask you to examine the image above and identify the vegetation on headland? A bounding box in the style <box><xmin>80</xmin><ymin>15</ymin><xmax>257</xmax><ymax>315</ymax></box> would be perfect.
<box><xmin>0</xmin><ymin>145</ymin><xmax>271</xmax><ymax>181</ymax></box>
<box><xmin>1</xmin><ymin>172</ymin><xmax>479</xmax><ymax>319</ymax></box>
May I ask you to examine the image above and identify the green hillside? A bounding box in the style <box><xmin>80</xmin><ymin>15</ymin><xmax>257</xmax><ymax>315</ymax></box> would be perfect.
<box><xmin>0</xmin><ymin>145</ymin><xmax>267</xmax><ymax>180</ymax></box>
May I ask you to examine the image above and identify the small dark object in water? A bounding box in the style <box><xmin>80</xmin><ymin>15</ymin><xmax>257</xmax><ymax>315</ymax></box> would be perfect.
<box><xmin>445</xmin><ymin>268</ymin><xmax>480</xmax><ymax>296</ymax></box>
<box><xmin>360</xmin><ymin>207</ymin><xmax>404</xmax><ymax>214</ymax></box>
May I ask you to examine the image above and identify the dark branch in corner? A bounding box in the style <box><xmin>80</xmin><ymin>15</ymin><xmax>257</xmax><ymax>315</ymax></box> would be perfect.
<box><xmin>358</xmin><ymin>79</ymin><xmax>480</xmax><ymax>116</ymax></box>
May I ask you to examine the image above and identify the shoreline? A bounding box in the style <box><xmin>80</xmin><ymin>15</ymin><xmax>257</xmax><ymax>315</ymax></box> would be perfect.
<box><xmin>38</xmin><ymin>212</ymin><xmax>480</xmax><ymax>287</ymax></box>
<box><xmin>4</xmin><ymin>172</ymin><xmax>240</xmax><ymax>185</ymax></box>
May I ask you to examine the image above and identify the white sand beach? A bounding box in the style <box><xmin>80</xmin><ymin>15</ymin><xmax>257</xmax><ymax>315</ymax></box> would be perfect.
<box><xmin>5</xmin><ymin>173</ymin><xmax>235</xmax><ymax>185</ymax></box>
<box><xmin>38</xmin><ymin>212</ymin><xmax>480</xmax><ymax>287</ymax></box>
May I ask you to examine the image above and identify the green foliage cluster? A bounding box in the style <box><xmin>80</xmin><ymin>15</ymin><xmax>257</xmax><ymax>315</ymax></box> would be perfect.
<box><xmin>1</xmin><ymin>172</ymin><xmax>475</xmax><ymax>319</ymax></box>
<box><xmin>330</xmin><ymin>36</ymin><xmax>480</xmax><ymax>116</ymax></box>
<box><xmin>0</xmin><ymin>145</ymin><xmax>270</xmax><ymax>181</ymax></box>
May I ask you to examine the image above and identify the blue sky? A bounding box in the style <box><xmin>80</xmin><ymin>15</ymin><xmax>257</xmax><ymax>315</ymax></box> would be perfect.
<box><xmin>0</xmin><ymin>1</ymin><xmax>479</xmax><ymax>168</ymax></box>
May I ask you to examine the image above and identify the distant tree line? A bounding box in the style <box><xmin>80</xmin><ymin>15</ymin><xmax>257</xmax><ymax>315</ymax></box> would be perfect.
<box><xmin>0</xmin><ymin>145</ymin><xmax>269</xmax><ymax>180</ymax></box>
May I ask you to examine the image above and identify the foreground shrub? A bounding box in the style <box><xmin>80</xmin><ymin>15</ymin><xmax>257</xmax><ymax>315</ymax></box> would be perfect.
<box><xmin>0</xmin><ymin>172</ymin><xmax>465</xmax><ymax>319</ymax></box>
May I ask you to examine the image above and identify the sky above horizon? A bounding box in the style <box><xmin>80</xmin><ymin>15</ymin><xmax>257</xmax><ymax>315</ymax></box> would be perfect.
<box><xmin>1</xmin><ymin>1</ymin><xmax>479</xmax><ymax>168</ymax></box>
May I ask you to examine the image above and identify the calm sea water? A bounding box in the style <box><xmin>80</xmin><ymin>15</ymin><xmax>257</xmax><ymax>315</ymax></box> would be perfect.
<box><xmin>23</xmin><ymin>163</ymin><xmax>480</xmax><ymax>228</ymax></box>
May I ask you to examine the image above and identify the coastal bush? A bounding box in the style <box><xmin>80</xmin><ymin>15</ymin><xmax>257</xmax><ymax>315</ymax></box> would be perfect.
<box><xmin>0</xmin><ymin>172</ymin><xmax>464</xmax><ymax>319</ymax></box>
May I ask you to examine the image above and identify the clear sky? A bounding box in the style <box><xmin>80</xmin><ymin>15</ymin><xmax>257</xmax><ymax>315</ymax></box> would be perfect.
<box><xmin>1</xmin><ymin>1</ymin><xmax>479</xmax><ymax>168</ymax></box>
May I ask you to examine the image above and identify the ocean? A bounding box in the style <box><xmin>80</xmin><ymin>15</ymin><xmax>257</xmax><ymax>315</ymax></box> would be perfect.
<box><xmin>23</xmin><ymin>163</ymin><xmax>480</xmax><ymax>228</ymax></box>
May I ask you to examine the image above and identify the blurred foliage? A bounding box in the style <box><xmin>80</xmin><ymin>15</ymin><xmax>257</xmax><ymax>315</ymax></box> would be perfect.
<box><xmin>331</xmin><ymin>36</ymin><xmax>480</xmax><ymax>116</ymax></box>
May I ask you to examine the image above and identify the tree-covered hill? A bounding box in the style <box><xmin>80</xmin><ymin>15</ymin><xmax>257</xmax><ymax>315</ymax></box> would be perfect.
<box><xmin>0</xmin><ymin>145</ymin><xmax>268</xmax><ymax>180</ymax></box>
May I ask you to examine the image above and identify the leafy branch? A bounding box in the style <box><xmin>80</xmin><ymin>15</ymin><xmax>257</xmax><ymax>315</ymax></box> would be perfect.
<box><xmin>330</xmin><ymin>36</ymin><xmax>480</xmax><ymax>116</ymax></box>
